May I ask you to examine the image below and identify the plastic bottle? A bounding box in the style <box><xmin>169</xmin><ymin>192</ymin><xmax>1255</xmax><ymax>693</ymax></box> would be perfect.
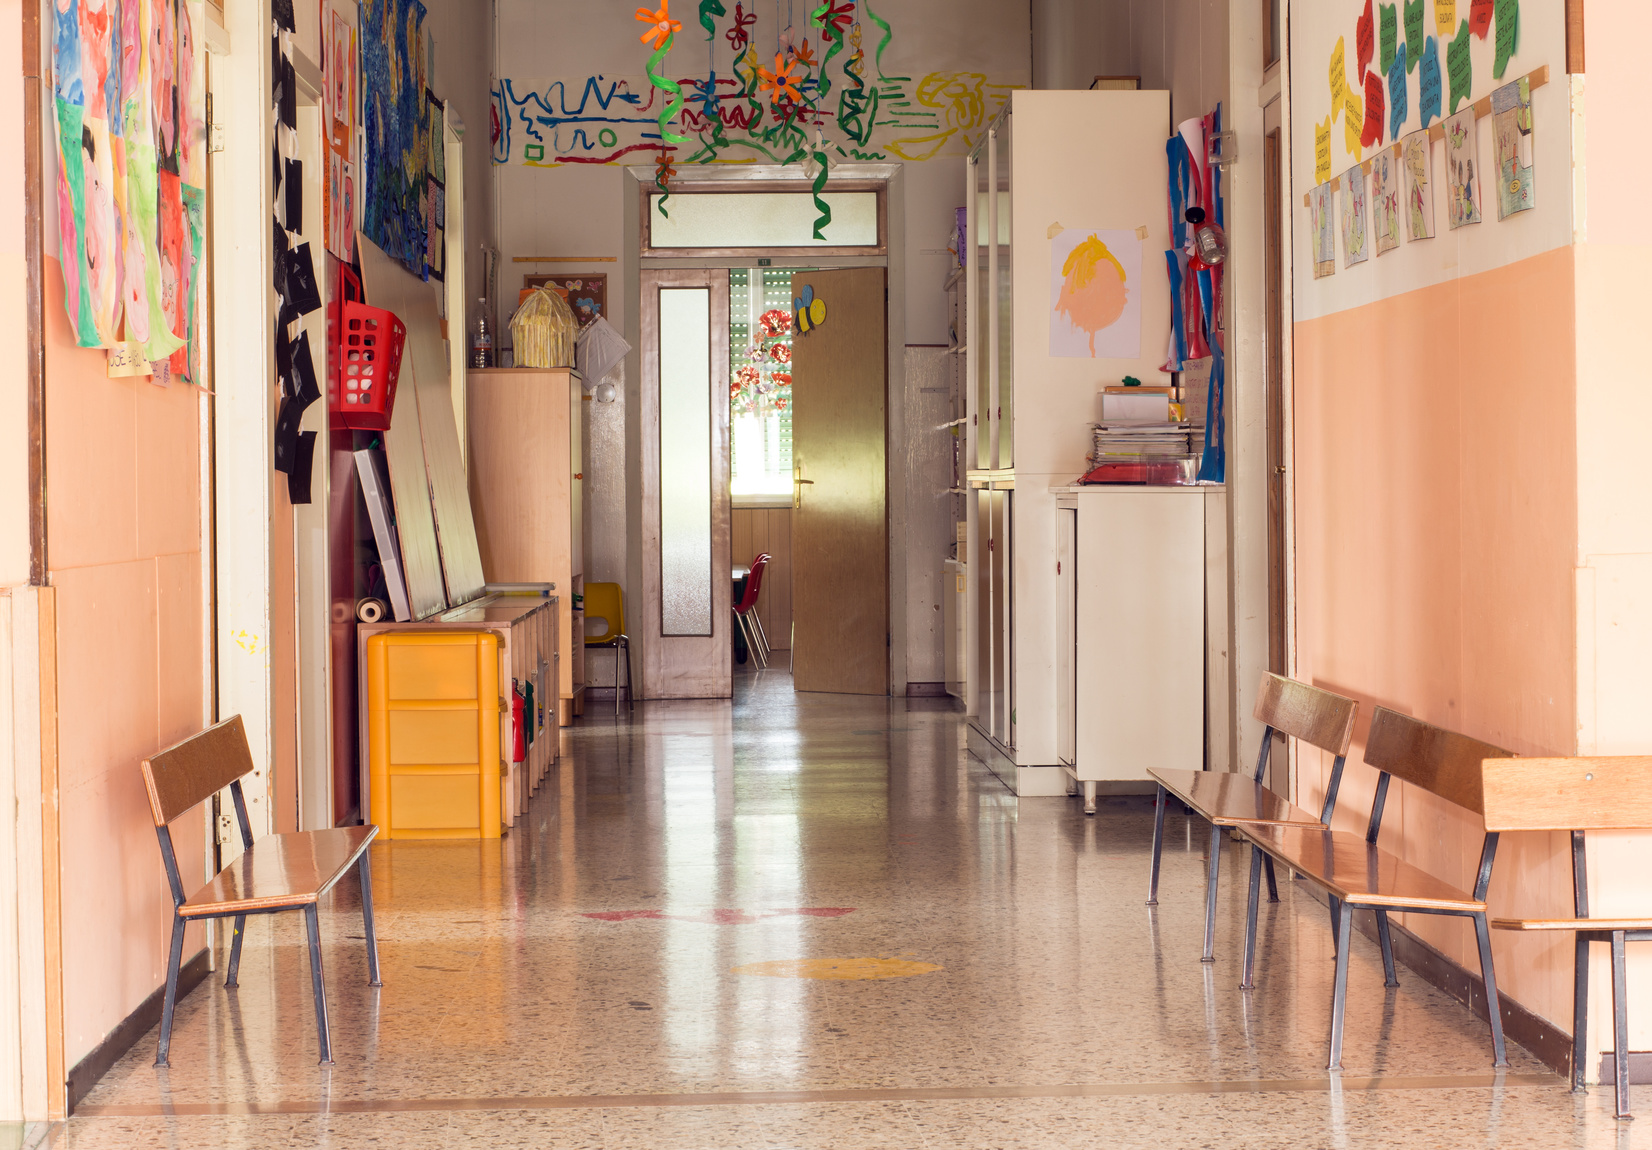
<box><xmin>470</xmin><ymin>299</ymin><xmax>493</xmax><ymax>368</ymax></box>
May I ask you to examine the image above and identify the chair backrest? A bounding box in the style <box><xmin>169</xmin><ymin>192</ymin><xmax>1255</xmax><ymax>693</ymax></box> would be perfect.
<box><xmin>1248</xmin><ymin>673</ymin><xmax>1358</xmax><ymax>823</ymax></box>
<box><xmin>140</xmin><ymin>715</ymin><xmax>255</xmax><ymax>828</ymax></box>
<box><xmin>736</xmin><ymin>555</ymin><xmax>770</xmax><ymax>613</ymax></box>
<box><xmin>1482</xmin><ymin>756</ymin><xmax>1652</xmax><ymax>832</ymax></box>
<box><xmin>584</xmin><ymin>582</ymin><xmax>625</xmax><ymax>644</ymax></box>
<box><xmin>1364</xmin><ymin>706</ymin><xmax>1514</xmax><ymax>818</ymax></box>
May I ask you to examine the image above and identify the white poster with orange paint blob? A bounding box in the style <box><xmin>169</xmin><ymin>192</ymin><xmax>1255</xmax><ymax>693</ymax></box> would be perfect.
<box><xmin>1049</xmin><ymin>228</ymin><xmax>1142</xmax><ymax>359</ymax></box>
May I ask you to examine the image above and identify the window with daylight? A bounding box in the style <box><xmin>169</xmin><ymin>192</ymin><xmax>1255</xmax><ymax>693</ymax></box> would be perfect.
<box><xmin>729</xmin><ymin>268</ymin><xmax>800</xmax><ymax>503</ymax></box>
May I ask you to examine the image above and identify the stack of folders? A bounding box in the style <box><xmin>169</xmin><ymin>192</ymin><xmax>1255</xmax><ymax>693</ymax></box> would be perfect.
<box><xmin>1092</xmin><ymin>422</ymin><xmax>1193</xmax><ymax>459</ymax></box>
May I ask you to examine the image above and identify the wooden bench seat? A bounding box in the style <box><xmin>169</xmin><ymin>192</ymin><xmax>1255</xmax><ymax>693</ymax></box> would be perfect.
<box><xmin>142</xmin><ymin>716</ymin><xmax>382</xmax><ymax>1068</ymax></box>
<box><xmin>178</xmin><ymin>827</ymin><xmax>379</xmax><ymax>918</ymax></box>
<box><xmin>1482</xmin><ymin>754</ymin><xmax>1652</xmax><ymax>1119</ymax></box>
<box><xmin>1232</xmin><ymin>707</ymin><xmax>1515</xmax><ymax>1071</ymax></box>
<box><xmin>1147</xmin><ymin>672</ymin><xmax>1358</xmax><ymax>963</ymax></box>
<box><xmin>1242</xmin><ymin>823</ymin><xmax>1483</xmax><ymax>913</ymax></box>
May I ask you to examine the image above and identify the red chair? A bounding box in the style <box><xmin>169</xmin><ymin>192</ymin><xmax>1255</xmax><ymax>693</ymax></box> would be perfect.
<box><xmin>734</xmin><ymin>554</ymin><xmax>772</xmax><ymax>667</ymax></box>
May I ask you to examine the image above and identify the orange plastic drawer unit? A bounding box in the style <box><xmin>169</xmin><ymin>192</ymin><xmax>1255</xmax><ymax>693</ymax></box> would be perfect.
<box><xmin>366</xmin><ymin>631</ymin><xmax>502</xmax><ymax>839</ymax></box>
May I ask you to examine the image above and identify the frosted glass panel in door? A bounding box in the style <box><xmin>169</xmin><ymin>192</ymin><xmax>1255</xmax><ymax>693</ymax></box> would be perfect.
<box><xmin>658</xmin><ymin>288</ymin><xmax>713</xmax><ymax>635</ymax></box>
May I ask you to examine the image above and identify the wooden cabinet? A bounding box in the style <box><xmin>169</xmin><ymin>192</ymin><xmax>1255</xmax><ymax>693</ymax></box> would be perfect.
<box><xmin>466</xmin><ymin>368</ymin><xmax>585</xmax><ymax>724</ymax></box>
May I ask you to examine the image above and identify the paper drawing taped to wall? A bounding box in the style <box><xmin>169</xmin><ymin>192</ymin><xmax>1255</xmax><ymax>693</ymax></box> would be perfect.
<box><xmin>1048</xmin><ymin>228</ymin><xmax>1141</xmax><ymax>359</ymax></box>
<box><xmin>1445</xmin><ymin>107</ymin><xmax>1480</xmax><ymax>228</ymax></box>
<box><xmin>1401</xmin><ymin>129</ymin><xmax>1434</xmax><ymax>239</ymax></box>
<box><xmin>1310</xmin><ymin>183</ymin><xmax>1337</xmax><ymax>278</ymax></box>
<box><xmin>493</xmin><ymin>1</ymin><xmax>1020</xmax><ymax>171</ymax></box>
<box><xmin>1371</xmin><ymin>146</ymin><xmax>1401</xmax><ymax>255</ymax></box>
<box><xmin>1340</xmin><ymin>163</ymin><xmax>1370</xmax><ymax>266</ymax></box>
<box><xmin>1491</xmin><ymin>76</ymin><xmax>1533</xmax><ymax>219</ymax></box>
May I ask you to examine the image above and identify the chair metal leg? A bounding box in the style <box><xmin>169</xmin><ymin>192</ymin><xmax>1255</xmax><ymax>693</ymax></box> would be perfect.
<box><xmin>154</xmin><ymin>916</ymin><xmax>187</xmax><ymax>1068</ymax></box>
<box><xmin>1474</xmin><ymin>912</ymin><xmax>1508</xmax><ymax>1069</ymax></box>
<box><xmin>612</xmin><ymin>645</ymin><xmax>620</xmax><ymax>716</ymax></box>
<box><xmin>1241</xmin><ymin>845</ymin><xmax>1263</xmax><ymax>989</ymax></box>
<box><xmin>1202</xmin><ymin>822</ymin><xmax>1222</xmax><ymax>963</ymax></box>
<box><xmin>751</xmin><ymin>609</ymin><xmax>772</xmax><ymax>659</ymax></box>
<box><xmin>1613</xmin><ymin>930</ymin><xmax>1632</xmax><ymax>1119</ymax></box>
<box><xmin>1328</xmin><ymin>900</ymin><xmax>1354</xmax><ymax>1071</ymax></box>
<box><xmin>225</xmin><ymin>913</ymin><xmax>247</xmax><ymax>988</ymax></box>
<box><xmin>1574</xmin><ymin>935</ymin><xmax>1591</xmax><ymax>1093</ymax></box>
<box><xmin>304</xmin><ymin>904</ymin><xmax>334</xmax><ymax>1065</ymax></box>
<box><xmin>1146</xmin><ymin>785</ymin><xmax>1167</xmax><ymax>905</ymax></box>
<box><xmin>741</xmin><ymin>612</ymin><xmax>768</xmax><ymax>668</ymax></box>
<box><xmin>619</xmin><ymin>637</ymin><xmax>633</xmax><ymax>711</ymax></box>
<box><xmin>1263</xmin><ymin>856</ymin><xmax>1279</xmax><ymax>903</ymax></box>
<box><xmin>1376</xmin><ymin>909</ymin><xmax>1399</xmax><ymax>987</ymax></box>
<box><xmin>358</xmin><ymin>851</ymin><xmax>383</xmax><ymax>987</ymax></box>
<box><xmin>1328</xmin><ymin>895</ymin><xmax>1343</xmax><ymax>959</ymax></box>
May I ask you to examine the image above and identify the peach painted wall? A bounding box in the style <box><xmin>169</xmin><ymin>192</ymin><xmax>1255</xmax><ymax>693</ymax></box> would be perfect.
<box><xmin>1293</xmin><ymin>245</ymin><xmax>1580</xmax><ymax>1031</ymax></box>
<box><xmin>42</xmin><ymin>258</ymin><xmax>208</xmax><ymax>1068</ymax></box>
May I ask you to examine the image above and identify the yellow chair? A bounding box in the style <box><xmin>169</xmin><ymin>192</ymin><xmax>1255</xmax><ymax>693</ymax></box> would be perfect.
<box><xmin>583</xmin><ymin>582</ymin><xmax>632</xmax><ymax>714</ymax></box>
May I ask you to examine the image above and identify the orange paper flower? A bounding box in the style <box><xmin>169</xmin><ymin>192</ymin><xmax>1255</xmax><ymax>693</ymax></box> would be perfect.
<box><xmin>635</xmin><ymin>2</ymin><xmax>681</xmax><ymax>48</ymax></box>
<box><xmin>791</xmin><ymin>37</ymin><xmax>816</xmax><ymax>66</ymax></box>
<box><xmin>757</xmin><ymin>53</ymin><xmax>802</xmax><ymax>104</ymax></box>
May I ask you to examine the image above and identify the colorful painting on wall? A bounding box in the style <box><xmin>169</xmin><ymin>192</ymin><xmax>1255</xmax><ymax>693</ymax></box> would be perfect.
<box><xmin>361</xmin><ymin>0</ymin><xmax>441</xmax><ymax>279</ymax></box>
<box><xmin>523</xmin><ymin>274</ymin><xmax>607</xmax><ymax>326</ymax></box>
<box><xmin>1371</xmin><ymin>145</ymin><xmax>1402</xmax><ymax>255</ymax></box>
<box><xmin>1401</xmin><ymin>129</ymin><xmax>1434</xmax><ymax>240</ymax></box>
<box><xmin>1491</xmin><ymin>75</ymin><xmax>1533</xmax><ymax>219</ymax></box>
<box><xmin>50</xmin><ymin>0</ymin><xmax>206</xmax><ymax>381</ymax></box>
<box><xmin>1340</xmin><ymin>163</ymin><xmax>1370</xmax><ymax>266</ymax></box>
<box><xmin>1048</xmin><ymin>228</ymin><xmax>1142</xmax><ymax>359</ymax></box>
<box><xmin>1310</xmin><ymin>183</ymin><xmax>1337</xmax><ymax>278</ymax></box>
<box><xmin>323</xmin><ymin>3</ymin><xmax>358</xmax><ymax>263</ymax></box>
<box><xmin>1445</xmin><ymin>107</ymin><xmax>1481</xmax><ymax>228</ymax></box>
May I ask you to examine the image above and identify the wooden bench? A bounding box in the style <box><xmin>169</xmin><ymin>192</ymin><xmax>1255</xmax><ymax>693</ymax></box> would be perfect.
<box><xmin>1484</xmin><ymin>755</ymin><xmax>1652</xmax><ymax>1119</ymax></box>
<box><xmin>1147</xmin><ymin>672</ymin><xmax>1359</xmax><ymax>962</ymax></box>
<box><xmin>1234</xmin><ymin>707</ymin><xmax>1514</xmax><ymax>1070</ymax></box>
<box><xmin>141</xmin><ymin>715</ymin><xmax>382</xmax><ymax>1067</ymax></box>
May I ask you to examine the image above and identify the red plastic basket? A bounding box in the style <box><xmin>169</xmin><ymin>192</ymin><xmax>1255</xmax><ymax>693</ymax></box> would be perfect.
<box><xmin>328</xmin><ymin>265</ymin><xmax>407</xmax><ymax>431</ymax></box>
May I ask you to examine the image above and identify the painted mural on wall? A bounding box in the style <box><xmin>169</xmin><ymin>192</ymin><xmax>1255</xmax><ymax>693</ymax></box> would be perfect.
<box><xmin>360</xmin><ymin>0</ymin><xmax>444</xmax><ymax>280</ymax></box>
<box><xmin>50</xmin><ymin>0</ymin><xmax>207</xmax><ymax>382</ymax></box>
<box><xmin>491</xmin><ymin>1</ymin><xmax>1020</xmax><ymax>174</ymax></box>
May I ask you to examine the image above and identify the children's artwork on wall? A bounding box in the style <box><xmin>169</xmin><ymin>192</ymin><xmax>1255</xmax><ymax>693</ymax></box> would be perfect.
<box><xmin>1310</xmin><ymin>183</ymin><xmax>1337</xmax><ymax>278</ymax></box>
<box><xmin>523</xmin><ymin>274</ymin><xmax>607</xmax><ymax>326</ymax></box>
<box><xmin>1048</xmin><ymin>228</ymin><xmax>1142</xmax><ymax>359</ymax></box>
<box><xmin>50</xmin><ymin>0</ymin><xmax>205</xmax><ymax>377</ymax></box>
<box><xmin>493</xmin><ymin>1</ymin><xmax>1023</xmax><ymax>171</ymax></box>
<box><xmin>1372</xmin><ymin>147</ymin><xmax>1402</xmax><ymax>255</ymax></box>
<box><xmin>323</xmin><ymin>3</ymin><xmax>358</xmax><ymax>262</ymax></box>
<box><xmin>1340</xmin><ymin>163</ymin><xmax>1370</xmax><ymax>266</ymax></box>
<box><xmin>1402</xmin><ymin>129</ymin><xmax>1435</xmax><ymax>240</ymax></box>
<box><xmin>1445</xmin><ymin>107</ymin><xmax>1480</xmax><ymax>228</ymax></box>
<box><xmin>1491</xmin><ymin>76</ymin><xmax>1533</xmax><ymax>219</ymax></box>
<box><xmin>361</xmin><ymin>0</ymin><xmax>441</xmax><ymax>279</ymax></box>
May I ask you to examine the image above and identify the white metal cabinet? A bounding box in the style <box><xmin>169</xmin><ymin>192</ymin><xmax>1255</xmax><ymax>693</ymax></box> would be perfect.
<box><xmin>1057</xmin><ymin>487</ymin><xmax>1205</xmax><ymax>812</ymax></box>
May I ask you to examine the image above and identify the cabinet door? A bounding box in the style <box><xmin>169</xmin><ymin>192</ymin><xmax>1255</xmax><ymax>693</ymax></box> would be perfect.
<box><xmin>991</xmin><ymin>112</ymin><xmax>1014</xmax><ymax>470</ymax></box>
<box><xmin>1056</xmin><ymin>507</ymin><xmax>1076</xmax><ymax>766</ymax></box>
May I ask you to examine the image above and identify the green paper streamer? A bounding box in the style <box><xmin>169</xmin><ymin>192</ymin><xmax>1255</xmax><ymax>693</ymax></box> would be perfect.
<box><xmin>810</xmin><ymin>150</ymin><xmax>831</xmax><ymax>240</ymax></box>
<box><xmin>645</xmin><ymin>31</ymin><xmax>689</xmax><ymax>146</ymax></box>
<box><xmin>861</xmin><ymin>0</ymin><xmax>892</xmax><ymax>77</ymax></box>
<box><xmin>811</xmin><ymin>3</ymin><xmax>844</xmax><ymax>101</ymax></box>
<box><xmin>698</xmin><ymin>0</ymin><xmax>725</xmax><ymax>39</ymax></box>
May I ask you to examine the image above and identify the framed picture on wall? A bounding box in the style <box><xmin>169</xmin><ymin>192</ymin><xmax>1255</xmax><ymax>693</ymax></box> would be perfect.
<box><xmin>522</xmin><ymin>274</ymin><xmax>607</xmax><ymax>327</ymax></box>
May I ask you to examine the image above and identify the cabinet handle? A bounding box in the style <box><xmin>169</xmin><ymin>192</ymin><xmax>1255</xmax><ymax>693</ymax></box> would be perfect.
<box><xmin>574</xmin><ymin>473</ymin><xmax>583</xmax><ymax>479</ymax></box>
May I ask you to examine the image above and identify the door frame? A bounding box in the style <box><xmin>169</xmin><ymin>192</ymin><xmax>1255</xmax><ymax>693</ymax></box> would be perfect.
<box><xmin>622</xmin><ymin>164</ymin><xmax>909</xmax><ymax>697</ymax></box>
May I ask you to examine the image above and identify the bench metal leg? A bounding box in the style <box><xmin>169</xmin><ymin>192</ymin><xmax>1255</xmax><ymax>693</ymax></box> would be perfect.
<box><xmin>358</xmin><ymin>851</ymin><xmax>383</xmax><ymax>987</ymax></box>
<box><xmin>1474</xmin><ymin>911</ymin><xmax>1509</xmax><ymax>1069</ymax></box>
<box><xmin>1263</xmin><ymin>855</ymin><xmax>1279</xmax><ymax>903</ymax></box>
<box><xmin>304</xmin><ymin>904</ymin><xmax>334</xmax><ymax>1065</ymax></box>
<box><xmin>1201</xmin><ymin>822</ymin><xmax>1222</xmax><ymax>963</ymax></box>
<box><xmin>154</xmin><ymin>916</ymin><xmax>187</xmax><ymax>1068</ymax></box>
<box><xmin>1613</xmin><ymin>930</ymin><xmax>1632</xmax><ymax>1119</ymax></box>
<box><xmin>1328</xmin><ymin>900</ymin><xmax>1354</xmax><ymax>1071</ymax></box>
<box><xmin>1574</xmin><ymin>935</ymin><xmax>1590</xmax><ymax>1093</ymax></box>
<box><xmin>1146</xmin><ymin>785</ymin><xmax>1167</xmax><ymax>906</ymax></box>
<box><xmin>1241</xmin><ymin>845</ymin><xmax>1263</xmax><ymax>989</ymax></box>
<box><xmin>1328</xmin><ymin>895</ymin><xmax>1343</xmax><ymax>959</ymax></box>
<box><xmin>225</xmin><ymin>914</ymin><xmax>247</xmax><ymax>988</ymax></box>
<box><xmin>1375</xmin><ymin>909</ymin><xmax>1399</xmax><ymax>987</ymax></box>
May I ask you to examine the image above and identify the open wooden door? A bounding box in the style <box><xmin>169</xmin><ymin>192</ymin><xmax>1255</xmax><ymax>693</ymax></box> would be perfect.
<box><xmin>789</xmin><ymin>268</ymin><xmax>888</xmax><ymax>695</ymax></box>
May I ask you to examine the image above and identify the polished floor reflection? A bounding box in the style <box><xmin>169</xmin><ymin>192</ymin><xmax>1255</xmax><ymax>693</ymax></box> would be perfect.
<box><xmin>55</xmin><ymin>671</ymin><xmax>1638</xmax><ymax>1147</ymax></box>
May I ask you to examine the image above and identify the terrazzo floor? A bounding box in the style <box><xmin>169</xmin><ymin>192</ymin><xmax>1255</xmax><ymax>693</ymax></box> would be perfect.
<box><xmin>54</xmin><ymin>670</ymin><xmax>1642</xmax><ymax>1147</ymax></box>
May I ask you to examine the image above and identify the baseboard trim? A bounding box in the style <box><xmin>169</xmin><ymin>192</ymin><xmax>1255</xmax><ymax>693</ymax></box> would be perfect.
<box><xmin>1295</xmin><ymin>887</ymin><xmax>1572</xmax><ymax>1079</ymax></box>
<box><xmin>904</xmin><ymin>682</ymin><xmax>948</xmax><ymax>697</ymax></box>
<box><xmin>66</xmin><ymin>947</ymin><xmax>210</xmax><ymax>1115</ymax></box>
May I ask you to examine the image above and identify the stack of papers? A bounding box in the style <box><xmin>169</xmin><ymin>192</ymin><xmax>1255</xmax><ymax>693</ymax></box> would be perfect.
<box><xmin>1092</xmin><ymin>422</ymin><xmax>1193</xmax><ymax>459</ymax></box>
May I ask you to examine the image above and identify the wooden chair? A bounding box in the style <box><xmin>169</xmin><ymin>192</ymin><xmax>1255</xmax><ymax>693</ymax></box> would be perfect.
<box><xmin>1147</xmin><ymin>672</ymin><xmax>1359</xmax><ymax>963</ymax></box>
<box><xmin>1235</xmin><ymin>708</ymin><xmax>1515</xmax><ymax>1070</ymax></box>
<box><xmin>141</xmin><ymin>716</ymin><xmax>381</xmax><ymax>1067</ymax></box>
<box><xmin>1484</xmin><ymin>755</ymin><xmax>1652</xmax><ymax>1119</ymax></box>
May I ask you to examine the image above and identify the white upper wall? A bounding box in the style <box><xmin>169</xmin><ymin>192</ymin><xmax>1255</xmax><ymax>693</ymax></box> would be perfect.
<box><xmin>1290</xmin><ymin>0</ymin><xmax>1572</xmax><ymax>322</ymax></box>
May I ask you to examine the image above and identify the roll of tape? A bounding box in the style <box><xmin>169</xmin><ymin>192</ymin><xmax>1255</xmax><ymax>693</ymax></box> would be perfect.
<box><xmin>357</xmin><ymin>598</ymin><xmax>388</xmax><ymax>624</ymax></box>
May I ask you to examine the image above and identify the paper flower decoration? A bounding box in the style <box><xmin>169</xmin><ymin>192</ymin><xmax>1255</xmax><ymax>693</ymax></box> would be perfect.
<box><xmin>635</xmin><ymin>2</ymin><xmax>682</xmax><ymax>48</ymax></box>
<box><xmin>814</xmin><ymin>0</ymin><xmax>855</xmax><ymax>41</ymax></box>
<box><xmin>757</xmin><ymin>53</ymin><xmax>803</xmax><ymax>105</ymax></box>
<box><xmin>725</xmin><ymin>2</ymin><xmax>755</xmax><ymax>51</ymax></box>
<box><xmin>769</xmin><ymin>343</ymin><xmax>792</xmax><ymax>364</ymax></box>
<box><xmin>773</xmin><ymin>372</ymin><xmax>792</xmax><ymax>386</ymax></box>
<box><xmin>792</xmin><ymin>38</ymin><xmax>816</xmax><ymax>66</ymax></box>
<box><xmin>757</xmin><ymin>308</ymin><xmax>793</xmax><ymax>337</ymax></box>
